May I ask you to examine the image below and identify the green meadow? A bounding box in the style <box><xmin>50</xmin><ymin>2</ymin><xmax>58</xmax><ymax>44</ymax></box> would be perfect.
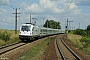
<box><xmin>0</xmin><ymin>29</ymin><xmax>20</xmax><ymax>46</ymax></box>
<box><xmin>17</xmin><ymin>37</ymin><xmax>52</xmax><ymax>60</ymax></box>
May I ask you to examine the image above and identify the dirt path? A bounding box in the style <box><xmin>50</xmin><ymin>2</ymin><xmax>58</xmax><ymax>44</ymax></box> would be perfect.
<box><xmin>44</xmin><ymin>37</ymin><xmax>58</xmax><ymax>60</ymax></box>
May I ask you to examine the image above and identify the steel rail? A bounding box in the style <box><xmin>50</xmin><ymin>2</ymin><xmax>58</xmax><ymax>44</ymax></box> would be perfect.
<box><xmin>0</xmin><ymin>42</ymin><xmax>25</xmax><ymax>55</ymax></box>
<box><xmin>60</xmin><ymin>37</ymin><xmax>81</xmax><ymax>60</ymax></box>
<box><xmin>56</xmin><ymin>37</ymin><xmax>66</xmax><ymax>60</ymax></box>
<box><xmin>0</xmin><ymin>41</ymin><xmax>21</xmax><ymax>49</ymax></box>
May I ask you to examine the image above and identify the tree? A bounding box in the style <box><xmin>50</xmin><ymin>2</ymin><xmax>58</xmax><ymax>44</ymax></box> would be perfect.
<box><xmin>43</xmin><ymin>20</ymin><xmax>61</xmax><ymax>29</ymax></box>
<box><xmin>87</xmin><ymin>24</ymin><xmax>90</xmax><ymax>30</ymax></box>
<box><xmin>86</xmin><ymin>24</ymin><xmax>90</xmax><ymax>36</ymax></box>
<box><xmin>43</xmin><ymin>20</ymin><xmax>49</xmax><ymax>28</ymax></box>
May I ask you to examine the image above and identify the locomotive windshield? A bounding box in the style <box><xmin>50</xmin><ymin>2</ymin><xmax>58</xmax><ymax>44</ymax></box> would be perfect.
<box><xmin>21</xmin><ymin>26</ymin><xmax>30</xmax><ymax>31</ymax></box>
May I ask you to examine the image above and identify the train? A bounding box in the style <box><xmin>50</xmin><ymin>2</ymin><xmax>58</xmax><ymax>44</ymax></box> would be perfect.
<box><xmin>19</xmin><ymin>23</ymin><xmax>65</xmax><ymax>41</ymax></box>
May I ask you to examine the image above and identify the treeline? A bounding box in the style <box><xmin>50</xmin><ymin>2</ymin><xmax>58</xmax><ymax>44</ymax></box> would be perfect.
<box><xmin>43</xmin><ymin>20</ymin><xmax>61</xmax><ymax>29</ymax></box>
<box><xmin>73</xmin><ymin>24</ymin><xmax>90</xmax><ymax>36</ymax></box>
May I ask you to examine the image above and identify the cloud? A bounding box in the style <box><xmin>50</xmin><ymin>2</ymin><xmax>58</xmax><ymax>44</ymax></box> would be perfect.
<box><xmin>0</xmin><ymin>8</ymin><xmax>7</xmax><ymax>14</ymax></box>
<box><xmin>69</xmin><ymin>3</ymin><xmax>81</xmax><ymax>14</ymax></box>
<box><xmin>0</xmin><ymin>0</ymin><xmax>90</xmax><ymax>30</ymax></box>
<box><xmin>11</xmin><ymin>0</ymin><xmax>90</xmax><ymax>30</ymax></box>
<box><xmin>19</xmin><ymin>0</ymin><xmax>82</xmax><ymax>18</ymax></box>
<box><xmin>0</xmin><ymin>0</ymin><xmax>10</xmax><ymax>6</ymax></box>
<box><xmin>25</xmin><ymin>3</ymin><xmax>43</xmax><ymax>13</ymax></box>
<box><xmin>20</xmin><ymin>2</ymin><xmax>28</xmax><ymax>8</ymax></box>
<box><xmin>18</xmin><ymin>0</ymin><xmax>83</xmax><ymax>26</ymax></box>
<box><xmin>41</xmin><ymin>0</ymin><xmax>65</xmax><ymax>13</ymax></box>
<box><xmin>69</xmin><ymin>3</ymin><xmax>77</xmax><ymax>9</ymax></box>
<box><xmin>20</xmin><ymin>0</ymin><xmax>82</xmax><ymax>15</ymax></box>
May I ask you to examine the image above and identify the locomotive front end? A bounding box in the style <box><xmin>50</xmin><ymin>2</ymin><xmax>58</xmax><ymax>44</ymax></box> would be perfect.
<box><xmin>19</xmin><ymin>24</ymin><xmax>33</xmax><ymax>41</ymax></box>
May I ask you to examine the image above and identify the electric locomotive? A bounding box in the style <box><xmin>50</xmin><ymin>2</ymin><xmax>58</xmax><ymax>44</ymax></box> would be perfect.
<box><xmin>19</xmin><ymin>23</ymin><xmax>39</xmax><ymax>41</ymax></box>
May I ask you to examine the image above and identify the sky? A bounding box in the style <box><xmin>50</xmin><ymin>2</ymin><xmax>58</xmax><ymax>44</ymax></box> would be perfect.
<box><xmin>0</xmin><ymin>0</ymin><xmax>90</xmax><ymax>30</ymax></box>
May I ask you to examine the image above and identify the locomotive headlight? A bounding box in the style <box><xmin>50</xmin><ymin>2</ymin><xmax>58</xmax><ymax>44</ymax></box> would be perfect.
<box><xmin>30</xmin><ymin>33</ymin><xmax>32</xmax><ymax>35</ymax></box>
<box><xmin>30</xmin><ymin>33</ymin><xmax>31</xmax><ymax>35</ymax></box>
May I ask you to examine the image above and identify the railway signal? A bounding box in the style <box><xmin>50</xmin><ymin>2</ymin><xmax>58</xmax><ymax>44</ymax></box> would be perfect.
<box><xmin>65</xmin><ymin>19</ymin><xmax>73</xmax><ymax>40</ymax></box>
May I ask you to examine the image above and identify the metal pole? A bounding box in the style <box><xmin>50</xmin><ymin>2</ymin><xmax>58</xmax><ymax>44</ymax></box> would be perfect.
<box><xmin>30</xmin><ymin>14</ymin><xmax>32</xmax><ymax>23</ymax></box>
<box><xmin>66</xmin><ymin>19</ymin><xmax>68</xmax><ymax>40</ymax></box>
<box><xmin>43</xmin><ymin>18</ymin><xmax>45</xmax><ymax>27</ymax></box>
<box><xmin>12</xmin><ymin>8</ymin><xmax>21</xmax><ymax>34</ymax></box>
<box><xmin>15</xmin><ymin>8</ymin><xmax>17</xmax><ymax>34</ymax></box>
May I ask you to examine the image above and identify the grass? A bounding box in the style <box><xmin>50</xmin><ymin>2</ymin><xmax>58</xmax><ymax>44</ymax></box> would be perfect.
<box><xmin>68</xmin><ymin>34</ymin><xmax>90</xmax><ymax>59</ymax></box>
<box><xmin>68</xmin><ymin>34</ymin><xmax>83</xmax><ymax>48</ymax></box>
<box><xmin>0</xmin><ymin>29</ymin><xmax>20</xmax><ymax>46</ymax></box>
<box><xmin>17</xmin><ymin>37</ymin><xmax>52</xmax><ymax>60</ymax></box>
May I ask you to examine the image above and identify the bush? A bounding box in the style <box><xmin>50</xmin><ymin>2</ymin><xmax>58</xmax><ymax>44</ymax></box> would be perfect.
<box><xmin>0</xmin><ymin>31</ymin><xmax>11</xmax><ymax>42</ymax></box>
<box><xmin>86</xmin><ymin>31</ymin><xmax>90</xmax><ymax>36</ymax></box>
<box><xmin>80</xmin><ymin>37</ymin><xmax>90</xmax><ymax>42</ymax></box>
<box><xmin>73</xmin><ymin>29</ymin><xmax>86</xmax><ymax>36</ymax></box>
<box><xmin>80</xmin><ymin>37</ymin><xmax>90</xmax><ymax>48</ymax></box>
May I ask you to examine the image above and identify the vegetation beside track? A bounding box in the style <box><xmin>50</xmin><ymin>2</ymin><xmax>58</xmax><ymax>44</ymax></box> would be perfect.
<box><xmin>0</xmin><ymin>29</ymin><xmax>20</xmax><ymax>46</ymax></box>
<box><xmin>68</xmin><ymin>27</ymin><xmax>90</xmax><ymax>59</ymax></box>
<box><xmin>17</xmin><ymin>37</ymin><xmax>52</xmax><ymax>60</ymax></box>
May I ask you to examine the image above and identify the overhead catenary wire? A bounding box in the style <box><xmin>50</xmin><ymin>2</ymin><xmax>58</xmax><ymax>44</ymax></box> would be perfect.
<box><xmin>0</xmin><ymin>0</ymin><xmax>14</xmax><ymax>16</ymax></box>
<box><xmin>0</xmin><ymin>9</ymin><xmax>14</xmax><ymax>24</ymax></box>
<box><xmin>61</xmin><ymin>0</ymin><xmax>73</xmax><ymax>22</ymax></box>
<box><xmin>0</xmin><ymin>0</ymin><xmax>14</xmax><ymax>8</ymax></box>
<box><xmin>61</xmin><ymin>0</ymin><xmax>73</xmax><ymax>25</ymax></box>
<box><xmin>10</xmin><ymin>0</ymin><xmax>26</xmax><ymax>15</ymax></box>
<box><xmin>63</xmin><ymin>0</ymin><xmax>73</xmax><ymax>15</ymax></box>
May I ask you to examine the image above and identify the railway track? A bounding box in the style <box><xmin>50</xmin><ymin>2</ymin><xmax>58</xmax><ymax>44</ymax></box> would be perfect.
<box><xmin>56</xmin><ymin>36</ymin><xmax>81</xmax><ymax>60</ymax></box>
<box><xmin>0</xmin><ymin>36</ymin><xmax>51</xmax><ymax>60</ymax></box>
<box><xmin>0</xmin><ymin>42</ymin><xmax>26</xmax><ymax>55</ymax></box>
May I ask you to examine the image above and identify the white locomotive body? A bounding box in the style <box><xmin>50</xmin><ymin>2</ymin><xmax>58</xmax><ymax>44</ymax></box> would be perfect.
<box><xmin>19</xmin><ymin>23</ymin><xmax>64</xmax><ymax>41</ymax></box>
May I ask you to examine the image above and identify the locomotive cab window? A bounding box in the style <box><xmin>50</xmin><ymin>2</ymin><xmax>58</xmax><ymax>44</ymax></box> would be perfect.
<box><xmin>32</xmin><ymin>27</ymin><xmax>34</xmax><ymax>31</ymax></box>
<box><xmin>21</xmin><ymin>26</ymin><xmax>30</xmax><ymax>31</ymax></box>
